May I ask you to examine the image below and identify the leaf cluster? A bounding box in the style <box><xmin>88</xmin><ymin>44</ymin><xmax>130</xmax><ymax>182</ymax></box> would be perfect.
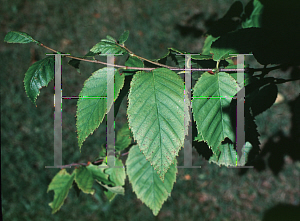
<box><xmin>4</xmin><ymin>0</ymin><xmax>300</xmax><ymax>216</ymax></box>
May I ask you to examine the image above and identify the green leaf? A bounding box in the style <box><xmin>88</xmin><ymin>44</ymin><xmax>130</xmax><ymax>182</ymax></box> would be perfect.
<box><xmin>74</xmin><ymin>163</ymin><xmax>114</xmax><ymax>195</ymax></box>
<box><xmin>99</xmin><ymin>183</ymin><xmax>124</xmax><ymax>195</ymax></box>
<box><xmin>127</xmin><ymin>68</ymin><xmax>189</xmax><ymax>181</ymax></box>
<box><xmin>192</xmin><ymin>72</ymin><xmax>240</xmax><ymax>153</ymax></box>
<box><xmin>209</xmin><ymin>142</ymin><xmax>253</xmax><ymax>167</ymax></box>
<box><xmin>168</xmin><ymin>48</ymin><xmax>187</xmax><ymax>65</ymax></box>
<box><xmin>102</xmin><ymin>186</ymin><xmax>124</xmax><ymax>201</ymax></box>
<box><xmin>104</xmin><ymin>158</ymin><xmax>126</xmax><ymax>186</ymax></box>
<box><xmin>242</xmin><ymin>0</ymin><xmax>264</xmax><ymax>28</ymax></box>
<box><xmin>126</xmin><ymin>145</ymin><xmax>177</xmax><ymax>216</ymax></box>
<box><xmin>4</xmin><ymin>31</ymin><xmax>39</xmax><ymax>44</ymax></box>
<box><xmin>23</xmin><ymin>56</ymin><xmax>55</xmax><ymax>105</ymax></box>
<box><xmin>88</xmin><ymin>163</ymin><xmax>115</xmax><ymax>185</ymax></box>
<box><xmin>90</xmin><ymin>38</ymin><xmax>127</xmax><ymax>54</ymax></box>
<box><xmin>106</xmin><ymin>35</ymin><xmax>116</xmax><ymax>42</ymax></box>
<box><xmin>194</xmin><ymin>131</ymin><xmax>204</xmax><ymax>142</ymax></box>
<box><xmin>76</xmin><ymin>67</ymin><xmax>125</xmax><ymax>149</ymax></box>
<box><xmin>101</xmin><ymin>39</ymin><xmax>116</xmax><ymax>43</ymax></box>
<box><xmin>74</xmin><ymin>166</ymin><xmax>96</xmax><ymax>195</ymax></box>
<box><xmin>47</xmin><ymin>169</ymin><xmax>75</xmax><ymax>214</ymax></box>
<box><xmin>102</xmin><ymin>158</ymin><xmax>126</xmax><ymax>201</ymax></box>
<box><xmin>118</xmin><ymin>30</ymin><xmax>129</xmax><ymax>44</ymax></box>
<box><xmin>201</xmin><ymin>35</ymin><xmax>219</xmax><ymax>55</ymax></box>
<box><xmin>168</xmin><ymin>47</ymin><xmax>187</xmax><ymax>54</ymax></box>
<box><xmin>167</xmin><ymin>48</ymin><xmax>186</xmax><ymax>67</ymax></box>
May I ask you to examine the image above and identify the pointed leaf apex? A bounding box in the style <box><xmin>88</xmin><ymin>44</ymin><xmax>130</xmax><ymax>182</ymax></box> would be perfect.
<box><xmin>118</xmin><ymin>30</ymin><xmax>130</xmax><ymax>44</ymax></box>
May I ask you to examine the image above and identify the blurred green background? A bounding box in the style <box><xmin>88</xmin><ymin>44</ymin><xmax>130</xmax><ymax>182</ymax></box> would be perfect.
<box><xmin>1</xmin><ymin>0</ymin><xmax>299</xmax><ymax>220</ymax></box>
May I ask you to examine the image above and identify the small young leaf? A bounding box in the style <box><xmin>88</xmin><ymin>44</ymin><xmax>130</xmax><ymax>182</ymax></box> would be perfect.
<box><xmin>90</xmin><ymin>40</ymin><xmax>127</xmax><ymax>54</ymax></box>
<box><xmin>4</xmin><ymin>31</ymin><xmax>39</xmax><ymax>44</ymax></box>
<box><xmin>24</xmin><ymin>56</ymin><xmax>55</xmax><ymax>105</ymax></box>
<box><xmin>201</xmin><ymin>35</ymin><xmax>219</xmax><ymax>56</ymax></box>
<box><xmin>118</xmin><ymin>30</ymin><xmax>129</xmax><ymax>44</ymax></box>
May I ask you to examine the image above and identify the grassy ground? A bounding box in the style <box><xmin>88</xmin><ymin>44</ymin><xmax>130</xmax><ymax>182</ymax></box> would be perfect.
<box><xmin>1</xmin><ymin>0</ymin><xmax>299</xmax><ymax>220</ymax></box>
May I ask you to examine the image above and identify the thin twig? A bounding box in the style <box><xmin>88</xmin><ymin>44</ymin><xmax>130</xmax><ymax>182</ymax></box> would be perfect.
<box><xmin>40</xmin><ymin>43</ymin><xmax>299</xmax><ymax>74</ymax></box>
<box><xmin>119</xmin><ymin>44</ymin><xmax>174</xmax><ymax>69</ymax></box>
<box><xmin>40</xmin><ymin>43</ymin><xmax>251</xmax><ymax>72</ymax></box>
<box><xmin>56</xmin><ymin>151</ymin><xmax>130</xmax><ymax>169</ymax></box>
